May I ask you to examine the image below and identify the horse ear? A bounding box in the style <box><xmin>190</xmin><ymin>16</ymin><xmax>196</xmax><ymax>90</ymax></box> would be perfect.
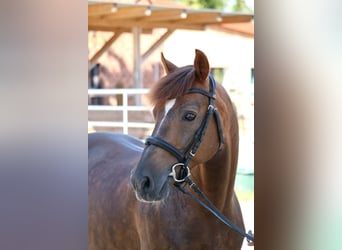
<box><xmin>161</xmin><ymin>52</ymin><xmax>178</xmax><ymax>74</ymax></box>
<box><xmin>194</xmin><ymin>49</ymin><xmax>210</xmax><ymax>82</ymax></box>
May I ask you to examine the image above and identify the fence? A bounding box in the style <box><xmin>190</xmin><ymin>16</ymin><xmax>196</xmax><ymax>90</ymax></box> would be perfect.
<box><xmin>88</xmin><ymin>88</ymin><xmax>154</xmax><ymax>136</ymax></box>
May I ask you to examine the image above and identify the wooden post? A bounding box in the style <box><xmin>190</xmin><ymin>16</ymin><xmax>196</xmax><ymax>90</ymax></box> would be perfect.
<box><xmin>133</xmin><ymin>27</ymin><xmax>142</xmax><ymax>105</ymax></box>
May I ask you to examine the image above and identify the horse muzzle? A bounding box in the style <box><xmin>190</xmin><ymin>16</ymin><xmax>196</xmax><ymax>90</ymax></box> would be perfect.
<box><xmin>130</xmin><ymin>169</ymin><xmax>169</xmax><ymax>203</ymax></box>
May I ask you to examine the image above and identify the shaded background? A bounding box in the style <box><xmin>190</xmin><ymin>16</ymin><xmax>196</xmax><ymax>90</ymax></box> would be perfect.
<box><xmin>0</xmin><ymin>0</ymin><xmax>341</xmax><ymax>250</ymax></box>
<box><xmin>0</xmin><ymin>1</ymin><xmax>88</xmax><ymax>250</ymax></box>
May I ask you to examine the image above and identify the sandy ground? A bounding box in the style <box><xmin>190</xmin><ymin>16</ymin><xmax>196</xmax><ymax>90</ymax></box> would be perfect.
<box><xmin>240</xmin><ymin>200</ymin><xmax>254</xmax><ymax>250</ymax></box>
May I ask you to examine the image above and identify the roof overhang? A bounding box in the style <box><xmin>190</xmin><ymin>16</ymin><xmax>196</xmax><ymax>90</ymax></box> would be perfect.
<box><xmin>88</xmin><ymin>1</ymin><xmax>254</xmax><ymax>32</ymax></box>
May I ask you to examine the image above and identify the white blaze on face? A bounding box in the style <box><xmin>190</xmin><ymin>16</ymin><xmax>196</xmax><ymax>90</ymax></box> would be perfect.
<box><xmin>154</xmin><ymin>99</ymin><xmax>175</xmax><ymax>135</ymax></box>
<box><xmin>163</xmin><ymin>99</ymin><xmax>176</xmax><ymax>119</ymax></box>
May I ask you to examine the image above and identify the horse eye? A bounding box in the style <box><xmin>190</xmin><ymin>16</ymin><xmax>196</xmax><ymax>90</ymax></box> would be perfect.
<box><xmin>183</xmin><ymin>112</ymin><xmax>196</xmax><ymax>121</ymax></box>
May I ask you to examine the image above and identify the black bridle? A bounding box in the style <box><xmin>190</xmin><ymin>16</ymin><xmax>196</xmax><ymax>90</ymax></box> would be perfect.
<box><xmin>145</xmin><ymin>75</ymin><xmax>224</xmax><ymax>175</ymax></box>
<box><xmin>145</xmin><ymin>75</ymin><xmax>255</xmax><ymax>243</ymax></box>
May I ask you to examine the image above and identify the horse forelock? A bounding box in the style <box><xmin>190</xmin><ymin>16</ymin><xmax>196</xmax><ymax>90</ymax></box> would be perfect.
<box><xmin>148</xmin><ymin>65</ymin><xmax>195</xmax><ymax>106</ymax></box>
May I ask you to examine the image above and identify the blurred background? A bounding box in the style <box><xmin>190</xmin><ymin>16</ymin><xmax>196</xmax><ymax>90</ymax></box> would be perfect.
<box><xmin>3</xmin><ymin>0</ymin><xmax>340</xmax><ymax>249</ymax></box>
<box><xmin>88</xmin><ymin>2</ymin><xmax>254</xmax><ymax>247</ymax></box>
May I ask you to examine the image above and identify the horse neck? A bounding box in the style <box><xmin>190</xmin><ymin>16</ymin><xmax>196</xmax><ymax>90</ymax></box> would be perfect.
<box><xmin>193</xmin><ymin>137</ymin><xmax>238</xmax><ymax>212</ymax></box>
<box><xmin>194</xmin><ymin>93</ymin><xmax>239</xmax><ymax>211</ymax></box>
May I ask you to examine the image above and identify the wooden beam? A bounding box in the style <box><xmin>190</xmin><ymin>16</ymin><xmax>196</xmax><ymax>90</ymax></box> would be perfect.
<box><xmin>89</xmin><ymin>30</ymin><xmax>123</xmax><ymax>67</ymax></box>
<box><xmin>220</xmin><ymin>15</ymin><xmax>253</xmax><ymax>23</ymax></box>
<box><xmin>175</xmin><ymin>13</ymin><xmax>252</xmax><ymax>25</ymax></box>
<box><xmin>89</xmin><ymin>27</ymin><xmax>131</xmax><ymax>33</ymax></box>
<box><xmin>88</xmin><ymin>3</ymin><xmax>113</xmax><ymax>16</ymax></box>
<box><xmin>88</xmin><ymin>19</ymin><xmax>205</xmax><ymax>31</ymax></box>
<box><xmin>142</xmin><ymin>29</ymin><xmax>175</xmax><ymax>62</ymax></box>
<box><xmin>87</xmin><ymin>25</ymin><xmax>152</xmax><ymax>34</ymax></box>
<box><xmin>179</xmin><ymin>12</ymin><xmax>219</xmax><ymax>23</ymax></box>
<box><xmin>88</xmin><ymin>25</ymin><xmax>126</xmax><ymax>32</ymax></box>
<box><xmin>100</xmin><ymin>6</ymin><xmax>147</xmax><ymax>20</ymax></box>
<box><xmin>138</xmin><ymin>9</ymin><xmax>184</xmax><ymax>22</ymax></box>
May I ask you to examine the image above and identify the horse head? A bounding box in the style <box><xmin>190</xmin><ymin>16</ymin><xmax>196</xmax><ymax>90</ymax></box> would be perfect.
<box><xmin>130</xmin><ymin>49</ymin><xmax>228</xmax><ymax>202</ymax></box>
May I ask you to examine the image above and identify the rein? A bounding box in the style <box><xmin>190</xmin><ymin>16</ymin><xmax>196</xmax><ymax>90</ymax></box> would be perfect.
<box><xmin>145</xmin><ymin>75</ymin><xmax>254</xmax><ymax>244</ymax></box>
<box><xmin>175</xmin><ymin>177</ymin><xmax>255</xmax><ymax>243</ymax></box>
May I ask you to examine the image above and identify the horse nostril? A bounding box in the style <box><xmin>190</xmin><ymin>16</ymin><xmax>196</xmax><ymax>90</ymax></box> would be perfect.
<box><xmin>141</xmin><ymin>176</ymin><xmax>152</xmax><ymax>192</ymax></box>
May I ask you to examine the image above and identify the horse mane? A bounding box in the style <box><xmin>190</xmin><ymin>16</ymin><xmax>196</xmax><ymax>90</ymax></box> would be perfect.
<box><xmin>148</xmin><ymin>65</ymin><xmax>195</xmax><ymax>105</ymax></box>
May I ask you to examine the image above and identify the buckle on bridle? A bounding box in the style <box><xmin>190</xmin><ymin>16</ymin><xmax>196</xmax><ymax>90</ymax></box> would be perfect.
<box><xmin>208</xmin><ymin>104</ymin><xmax>214</xmax><ymax>111</ymax></box>
<box><xmin>168</xmin><ymin>163</ymin><xmax>190</xmax><ymax>183</ymax></box>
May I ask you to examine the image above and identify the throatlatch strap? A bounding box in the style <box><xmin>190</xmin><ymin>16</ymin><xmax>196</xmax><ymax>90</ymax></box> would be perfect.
<box><xmin>213</xmin><ymin>108</ymin><xmax>225</xmax><ymax>149</ymax></box>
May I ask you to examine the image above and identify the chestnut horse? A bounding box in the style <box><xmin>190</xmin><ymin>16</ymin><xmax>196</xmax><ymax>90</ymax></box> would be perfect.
<box><xmin>89</xmin><ymin>50</ymin><xmax>245</xmax><ymax>249</ymax></box>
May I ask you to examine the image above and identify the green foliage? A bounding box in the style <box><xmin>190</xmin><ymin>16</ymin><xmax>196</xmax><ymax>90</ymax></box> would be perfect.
<box><xmin>178</xmin><ymin>0</ymin><xmax>253</xmax><ymax>13</ymax></box>
<box><xmin>232</xmin><ymin>0</ymin><xmax>253</xmax><ymax>13</ymax></box>
<box><xmin>180</xmin><ymin>0</ymin><xmax>226</xmax><ymax>10</ymax></box>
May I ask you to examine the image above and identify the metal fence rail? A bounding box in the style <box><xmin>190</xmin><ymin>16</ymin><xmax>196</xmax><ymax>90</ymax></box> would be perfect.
<box><xmin>88</xmin><ymin>88</ymin><xmax>154</xmax><ymax>134</ymax></box>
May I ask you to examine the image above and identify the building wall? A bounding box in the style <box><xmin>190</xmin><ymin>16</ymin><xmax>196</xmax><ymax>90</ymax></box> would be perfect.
<box><xmin>162</xmin><ymin>28</ymin><xmax>254</xmax><ymax>87</ymax></box>
<box><xmin>88</xmin><ymin>27</ymin><xmax>254</xmax><ymax>90</ymax></box>
<box><xmin>88</xmin><ymin>29</ymin><xmax>167</xmax><ymax>91</ymax></box>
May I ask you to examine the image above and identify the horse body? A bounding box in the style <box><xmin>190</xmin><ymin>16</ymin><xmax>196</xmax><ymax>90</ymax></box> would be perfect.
<box><xmin>89</xmin><ymin>133</ymin><xmax>142</xmax><ymax>249</ymax></box>
<box><xmin>135</xmin><ymin>189</ymin><xmax>243</xmax><ymax>250</ymax></box>
<box><xmin>89</xmin><ymin>135</ymin><xmax>243</xmax><ymax>249</ymax></box>
<box><xmin>89</xmin><ymin>50</ymin><xmax>245</xmax><ymax>249</ymax></box>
